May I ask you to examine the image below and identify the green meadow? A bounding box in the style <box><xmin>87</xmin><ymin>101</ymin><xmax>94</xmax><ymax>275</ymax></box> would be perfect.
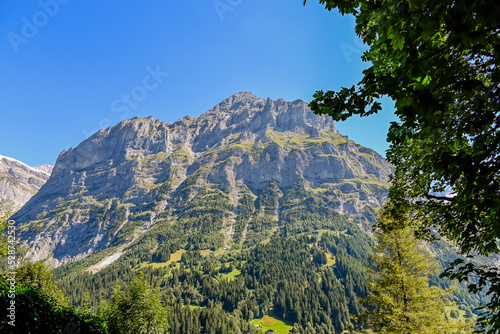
<box><xmin>251</xmin><ymin>315</ymin><xmax>293</xmax><ymax>333</ymax></box>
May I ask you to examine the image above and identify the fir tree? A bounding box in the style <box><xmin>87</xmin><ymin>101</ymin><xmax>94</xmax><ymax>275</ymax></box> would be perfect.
<box><xmin>355</xmin><ymin>213</ymin><xmax>471</xmax><ymax>333</ymax></box>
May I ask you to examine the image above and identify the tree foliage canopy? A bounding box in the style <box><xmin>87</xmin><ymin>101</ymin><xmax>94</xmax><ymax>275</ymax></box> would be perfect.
<box><xmin>99</xmin><ymin>273</ymin><xmax>169</xmax><ymax>334</ymax></box>
<box><xmin>0</xmin><ymin>262</ymin><xmax>108</xmax><ymax>334</ymax></box>
<box><xmin>15</xmin><ymin>261</ymin><xmax>68</xmax><ymax>306</ymax></box>
<box><xmin>304</xmin><ymin>0</ymin><xmax>499</xmax><ymax>330</ymax></box>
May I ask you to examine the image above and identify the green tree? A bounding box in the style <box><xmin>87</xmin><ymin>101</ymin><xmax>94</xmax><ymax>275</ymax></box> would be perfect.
<box><xmin>355</xmin><ymin>214</ymin><xmax>470</xmax><ymax>333</ymax></box>
<box><xmin>15</xmin><ymin>261</ymin><xmax>68</xmax><ymax>306</ymax></box>
<box><xmin>0</xmin><ymin>208</ymin><xmax>12</xmax><ymax>257</ymax></box>
<box><xmin>100</xmin><ymin>273</ymin><xmax>169</xmax><ymax>334</ymax></box>
<box><xmin>0</xmin><ymin>283</ymin><xmax>109</xmax><ymax>334</ymax></box>
<box><xmin>304</xmin><ymin>0</ymin><xmax>500</xmax><ymax>330</ymax></box>
<box><xmin>0</xmin><ymin>261</ymin><xmax>108</xmax><ymax>333</ymax></box>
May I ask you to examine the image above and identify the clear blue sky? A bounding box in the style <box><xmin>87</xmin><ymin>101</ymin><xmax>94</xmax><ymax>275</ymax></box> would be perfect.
<box><xmin>0</xmin><ymin>0</ymin><xmax>397</xmax><ymax>166</ymax></box>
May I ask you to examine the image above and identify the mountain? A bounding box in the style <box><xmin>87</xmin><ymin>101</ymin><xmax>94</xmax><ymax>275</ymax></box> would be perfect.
<box><xmin>13</xmin><ymin>92</ymin><xmax>391</xmax><ymax>267</ymax></box>
<box><xmin>11</xmin><ymin>92</ymin><xmax>482</xmax><ymax>333</ymax></box>
<box><xmin>0</xmin><ymin>155</ymin><xmax>52</xmax><ymax>214</ymax></box>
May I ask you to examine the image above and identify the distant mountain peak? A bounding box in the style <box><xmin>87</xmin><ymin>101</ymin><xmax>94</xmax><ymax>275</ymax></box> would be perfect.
<box><xmin>0</xmin><ymin>155</ymin><xmax>52</xmax><ymax>214</ymax></box>
<box><xmin>32</xmin><ymin>164</ymin><xmax>53</xmax><ymax>175</ymax></box>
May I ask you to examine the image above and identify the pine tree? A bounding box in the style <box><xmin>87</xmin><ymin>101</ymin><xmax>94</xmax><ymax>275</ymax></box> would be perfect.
<box><xmin>355</xmin><ymin>213</ymin><xmax>471</xmax><ymax>334</ymax></box>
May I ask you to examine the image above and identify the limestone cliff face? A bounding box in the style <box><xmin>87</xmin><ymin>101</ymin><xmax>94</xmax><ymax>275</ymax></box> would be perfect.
<box><xmin>0</xmin><ymin>155</ymin><xmax>52</xmax><ymax>214</ymax></box>
<box><xmin>13</xmin><ymin>92</ymin><xmax>392</xmax><ymax>266</ymax></box>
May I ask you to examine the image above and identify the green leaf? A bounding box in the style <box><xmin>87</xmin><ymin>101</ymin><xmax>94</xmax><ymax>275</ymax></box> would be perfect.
<box><xmin>392</xmin><ymin>33</ymin><xmax>405</xmax><ymax>51</ymax></box>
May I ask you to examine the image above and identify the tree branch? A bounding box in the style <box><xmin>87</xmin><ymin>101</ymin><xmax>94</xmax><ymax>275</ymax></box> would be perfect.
<box><xmin>425</xmin><ymin>193</ymin><xmax>454</xmax><ymax>201</ymax></box>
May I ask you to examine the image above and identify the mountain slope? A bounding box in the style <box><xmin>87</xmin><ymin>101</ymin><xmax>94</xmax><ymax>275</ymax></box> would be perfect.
<box><xmin>0</xmin><ymin>155</ymin><xmax>52</xmax><ymax>214</ymax></box>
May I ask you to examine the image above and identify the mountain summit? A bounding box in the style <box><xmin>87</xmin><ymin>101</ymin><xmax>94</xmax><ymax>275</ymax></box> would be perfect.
<box><xmin>13</xmin><ymin>92</ymin><xmax>391</xmax><ymax>266</ymax></box>
<box><xmin>0</xmin><ymin>155</ymin><xmax>52</xmax><ymax>214</ymax></box>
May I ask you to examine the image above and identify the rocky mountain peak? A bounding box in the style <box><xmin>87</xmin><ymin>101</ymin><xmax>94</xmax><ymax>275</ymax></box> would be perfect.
<box><xmin>205</xmin><ymin>91</ymin><xmax>336</xmax><ymax>133</ymax></box>
<box><xmin>53</xmin><ymin>93</ymin><xmax>337</xmax><ymax>174</ymax></box>
<box><xmin>216</xmin><ymin>91</ymin><xmax>261</xmax><ymax>109</ymax></box>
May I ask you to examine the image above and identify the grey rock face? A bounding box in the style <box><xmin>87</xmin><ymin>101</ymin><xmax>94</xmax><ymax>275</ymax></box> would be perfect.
<box><xmin>13</xmin><ymin>92</ymin><xmax>392</xmax><ymax>266</ymax></box>
<box><xmin>0</xmin><ymin>155</ymin><xmax>51</xmax><ymax>214</ymax></box>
